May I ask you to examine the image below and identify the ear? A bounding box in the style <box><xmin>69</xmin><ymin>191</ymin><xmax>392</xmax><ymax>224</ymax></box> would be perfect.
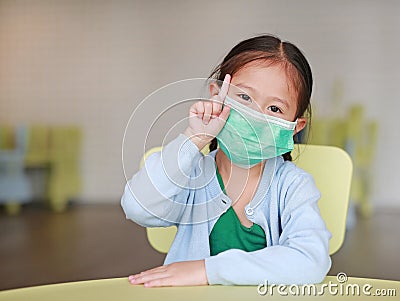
<box><xmin>209</xmin><ymin>81</ymin><xmax>220</xmax><ymax>97</ymax></box>
<box><xmin>294</xmin><ymin>117</ymin><xmax>307</xmax><ymax>136</ymax></box>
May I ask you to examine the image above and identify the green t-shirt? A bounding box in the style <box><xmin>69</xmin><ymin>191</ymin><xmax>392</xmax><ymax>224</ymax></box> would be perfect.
<box><xmin>209</xmin><ymin>166</ymin><xmax>267</xmax><ymax>256</ymax></box>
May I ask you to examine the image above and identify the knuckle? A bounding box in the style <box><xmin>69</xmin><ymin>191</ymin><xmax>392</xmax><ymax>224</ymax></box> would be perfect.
<box><xmin>194</xmin><ymin>102</ymin><xmax>204</xmax><ymax>112</ymax></box>
<box><xmin>152</xmin><ymin>281</ymin><xmax>160</xmax><ymax>287</ymax></box>
<box><xmin>149</xmin><ymin>279</ymin><xmax>164</xmax><ymax>287</ymax></box>
<box><xmin>211</xmin><ymin>95</ymin><xmax>220</xmax><ymax>102</ymax></box>
<box><xmin>212</xmin><ymin>100</ymin><xmax>220</xmax><ymax>107</ymax></box>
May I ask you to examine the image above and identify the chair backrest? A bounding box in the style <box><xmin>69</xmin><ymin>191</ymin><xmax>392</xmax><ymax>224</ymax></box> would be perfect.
<box><xmin>140</xmin><ymin>147</ymin><xmax>177</xmax><ymax>254</ymax></box>
<box><xmin>145</xmin><ymin>144</ymin><xmax>353</xmax><ymax>255</ymax></box>
<box><xmin>291</xmin><ymin>144</ymin><xmax>352</xmax><ymax>254</ymax></box>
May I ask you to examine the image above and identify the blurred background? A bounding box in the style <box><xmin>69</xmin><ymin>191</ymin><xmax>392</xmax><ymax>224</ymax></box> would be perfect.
<box><xmin>0</xmin><ymin>0</ymin><xmax>399</xmax><ymax>290</ymax></box>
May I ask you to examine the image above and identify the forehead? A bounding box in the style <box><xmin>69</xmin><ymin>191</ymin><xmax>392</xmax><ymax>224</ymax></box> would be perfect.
<box><xmin>231</xmin><ymin>60</ymin><xmax>298</xmax><ymax>102</ymax></box>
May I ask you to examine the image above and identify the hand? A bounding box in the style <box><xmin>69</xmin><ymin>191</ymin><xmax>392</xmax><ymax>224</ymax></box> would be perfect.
<box><xmin>184</xmin><ymin>74</ymin><xmax>231</xmax><ymax>150</ymax></box>
<box><xmin>128</xmin><ymin>260</ymin><xmax>208</xmax><ymax>287</ymax></box>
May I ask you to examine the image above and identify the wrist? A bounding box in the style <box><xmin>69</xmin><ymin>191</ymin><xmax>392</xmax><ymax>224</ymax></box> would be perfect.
<box><xmin>183</xmin><ymin>128</ymin><xmax>212</xmax><ymax>151</ymax></box>
<box><xmin>200</xmin><ymin>259</ymin><xmax>209</xmax><ymax>285</ymax></box>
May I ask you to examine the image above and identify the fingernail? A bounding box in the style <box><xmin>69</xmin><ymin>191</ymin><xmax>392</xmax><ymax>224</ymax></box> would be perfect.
<box><xmin>128</xmin><ymin>275</ymin><xmax>134</xmax><ymax>281</ymax></box>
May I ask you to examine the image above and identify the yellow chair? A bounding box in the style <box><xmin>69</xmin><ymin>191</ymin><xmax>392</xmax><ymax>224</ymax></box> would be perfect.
<box><xmin>291</xmin><ymin>144</ymin><xmax>353</xmax><ymax>254</ymax></box>
<box><xmin>47</xmin><ymin>127</ymin><xmax>82</xmax><ymax>212</ymax></box>
<box><xmin>144</xmin><ymin>144</ymin><xmax>353</xmax><ymax>255</ymax></box>
<box><xmin>25</xmin><ymin>125</ymin><xmax>49</xmax><ymax>167</ymax></box>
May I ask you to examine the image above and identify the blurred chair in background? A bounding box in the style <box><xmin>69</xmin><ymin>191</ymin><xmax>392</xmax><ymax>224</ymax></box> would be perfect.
<box><xmin>47</xmin><ymin>127</ymin><xmax>82</xmax><ymax>212</ymax></box>
<box><xmin>0</xmin><ymin>126</ymin><xmax>32</xmax><ymax>215</ymax></box>
<box><xmin>0</xmin><ymin>125</ymin><xmax>82</xmax><ymax>214</ymax></box>
<box><xmin>308</xmin><ymin>104</ymin><xmax>378</xmax><ymax>219</ymax></box>
<box><xmin>25</xmin><ymin>125</ymin><xmax>49</xmax><ymax>167</ymax></box>
<box><xmin>24</xmin><ymin>125</ymin><xmax>51</xmax><ymax>207</ymax></box>
<box><xmin>345</xmin><ymin>106</ymin><xmax>378</xmax><ymax>218</ymax></box>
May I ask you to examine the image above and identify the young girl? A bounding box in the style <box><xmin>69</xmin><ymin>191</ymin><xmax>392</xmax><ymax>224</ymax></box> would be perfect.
<box><xmin>121</xmin><ymin>34</ymin><xmax>331</xmax><ymax>287</ymax></box>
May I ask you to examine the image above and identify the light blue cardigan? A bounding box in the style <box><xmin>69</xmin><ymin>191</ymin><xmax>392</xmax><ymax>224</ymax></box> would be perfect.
<box><xmin>121</xmin><ymin>134</ymin><xmax>331</xmax><ymax>285</ymax></box>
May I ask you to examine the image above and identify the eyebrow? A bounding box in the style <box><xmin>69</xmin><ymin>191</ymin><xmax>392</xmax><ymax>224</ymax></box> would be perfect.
<box><xmin>235</xmin><ymin>83</ymin><xmax>290</xmax><ymax>108</ymax></box>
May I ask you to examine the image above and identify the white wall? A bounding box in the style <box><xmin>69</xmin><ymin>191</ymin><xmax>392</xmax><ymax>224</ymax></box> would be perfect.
<box><xmin>0</xmin><ymin>0</ymin><xmax>398</xmax><ymax>207</ymax></box>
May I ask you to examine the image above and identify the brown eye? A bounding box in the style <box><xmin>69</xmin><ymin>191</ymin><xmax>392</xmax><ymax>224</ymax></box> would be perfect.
<box><xmin>268</xmin><ymin>106</ymin><xmax>282</xmax><ymax>113</ymax></box>
<box><xmin>238</xmin><ymin>94</ymin><xmax>252</xmax><ymax>102</ymax></box>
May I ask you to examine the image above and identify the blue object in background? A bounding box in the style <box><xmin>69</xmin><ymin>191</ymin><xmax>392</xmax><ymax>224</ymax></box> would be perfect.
<box><xmin>0</xmin><ymin>126</ymin><xmax>32</xmax><ymax>213</ymax></box>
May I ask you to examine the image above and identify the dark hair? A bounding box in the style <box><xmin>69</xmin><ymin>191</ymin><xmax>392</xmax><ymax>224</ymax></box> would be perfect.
<box><xmin>208</xmin><ymin>34</ymin><xmax>313</xmax><ymax>161</ymax></box>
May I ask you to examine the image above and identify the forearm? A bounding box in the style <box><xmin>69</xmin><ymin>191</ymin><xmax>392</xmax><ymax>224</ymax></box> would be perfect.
<box><xmin>205</xmin><ymin>232</ymin><xmax>331</xmax><ymax>285</ymax></box>
<box><xmin>121</xmin><ymin>134</ymin><xmax>201</xmax><ymax>226</ymax></box>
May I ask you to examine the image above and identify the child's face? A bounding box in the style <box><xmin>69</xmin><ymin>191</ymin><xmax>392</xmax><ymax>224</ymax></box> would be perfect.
<box><xmin>228</xmin><ymin>61</ymin><xmax>298</xmax><ymax>121</ymax></box>
<box><xmin>225</xmin><ymin>60</ymin><xmax>307</xmax><ymax>135</ymax></box>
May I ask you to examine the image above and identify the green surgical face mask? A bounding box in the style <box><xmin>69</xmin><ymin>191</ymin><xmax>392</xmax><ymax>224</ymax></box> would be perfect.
<box><xmin>216</xmin><ymin>96</ymin><xmax>297</xmax><ymax>168</ymax></box>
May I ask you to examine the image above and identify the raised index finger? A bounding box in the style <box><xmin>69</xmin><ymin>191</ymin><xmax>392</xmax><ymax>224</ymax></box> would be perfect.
<box><xmin>218</xmin><ymin>74</ymin><xmax>231</xmax><ymax>102</ymax></box>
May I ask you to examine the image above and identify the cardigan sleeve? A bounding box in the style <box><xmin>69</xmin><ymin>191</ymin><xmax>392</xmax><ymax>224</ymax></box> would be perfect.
<box><xmin>121</xmin><ymin>134</ymin><xmax>202</xmax><ymax>227</ymax></box>
<box><xmin>204</xmin><ymin>171</ymin><xmax>331</xmax><ymax>285</ymax></box>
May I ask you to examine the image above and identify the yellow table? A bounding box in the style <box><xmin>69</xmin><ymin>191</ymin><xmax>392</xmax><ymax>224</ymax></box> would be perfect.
<box><xmin>0</xmin><ymin>276</ymin><xmax>399</xmax><ymax>300</ymax></box>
